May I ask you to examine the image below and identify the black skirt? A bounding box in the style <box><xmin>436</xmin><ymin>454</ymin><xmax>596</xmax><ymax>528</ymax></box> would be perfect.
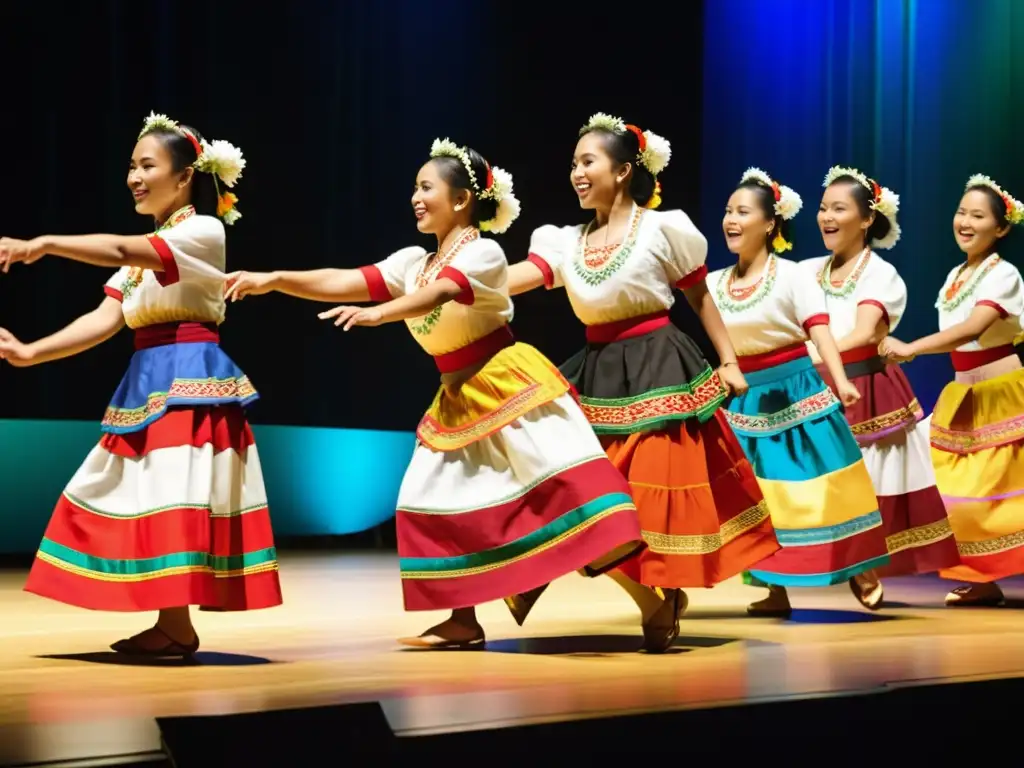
<box><xmin>560</xmin><ymin>323</ymin><xmax>727</xmax><ymax>434</ymax></box>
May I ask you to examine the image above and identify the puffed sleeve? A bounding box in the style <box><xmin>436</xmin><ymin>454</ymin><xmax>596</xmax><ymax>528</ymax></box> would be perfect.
<box><xmin>645</xmin><ymin>210</ymin><xmax>709</xmax><ymax>290</ymax></box>
<box><xmin>858</xmin><ymin>260</ymin><xmax>908</xmax><ymax>331</ymax></box>
<box><xmin>788</xmin><ymin>261</ymin><xmax>830</xmax><ymax>334</ymax></box>
<box><xmin>975</xmin><ymin>259</ymin><xmax>1024</xmax><ymax>318</ymax></box>
<box><xmin>147</xmin><ymin>215</ymin><xmax>226</xmax><ymax>287</ymax></box>
<box><xmin>442</xmin><ymin>238</ymin><xmax>507</xmax><ymax>305</ymax></box>
<box><xmin>358</xmin><ymin>246</ymin><xmax>427</xmax><ymax>301</ymax></box>
<box><xmin>104</xmin><ymin>267</ymin><xmax>130</xmax><ymax>302</ymax></box>
<box><xmin>527</xmin><ymin>225</ymin><xmax>575</xmax><ymax>290</ymax></box>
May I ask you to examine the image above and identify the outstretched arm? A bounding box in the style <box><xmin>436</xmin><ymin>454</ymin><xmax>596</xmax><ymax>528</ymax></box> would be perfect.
<box><xmin>881</xmin><ymin>305</ymin><xmax>1001</xmax><ymax>360</ymax></box>
<box><xmin>224</xmin><ymin>269</ymin><xmax>372</xmax><ymax>304</ymax></box>
<box><xmin>0</xmin><ymin>297</ymin><xmax>125</xmax><ymax>367</ymax></box>
<box><xmin>320</xmin><ymin>279</ymin><xmax>463</xmax><ymax>330</ymax></box>
<box><xmin>0</xmin><ymin>234</ymin><xmax>163</xmax><ymax>273</ymax></box>
<box><xmin>508</xmin><ymin>261</ymin><xmax>547</xmax><ymax>296</ymax></box>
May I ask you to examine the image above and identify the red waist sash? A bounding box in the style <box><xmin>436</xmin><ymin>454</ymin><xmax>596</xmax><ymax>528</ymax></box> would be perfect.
<box><xmin>737</xmin><ymin>342</ymin><xmax>809</xmax><ymax>373</ymax></box>
<box><xmin>134</xmin><ymin>322</ymin><xmax>219</xmax><ymax>351</ymax></box>
<box><xmin>585</xmin><ymin>311</ymin><xmax>671</xmax><ymax>343</ymax></box>
<box><xmin>950</xmin><ymin>344</ymin><xmax>1014</xmax><ymax>372</ymax></box>
<box><xmin>432</xmin><ymin>325</ymin><xmax>515</xmax><ymax>373</ymax></box>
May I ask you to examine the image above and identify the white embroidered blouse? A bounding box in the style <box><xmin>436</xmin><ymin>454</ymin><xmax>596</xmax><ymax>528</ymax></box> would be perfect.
<box><xmin>706</xmin><ymin>254</ymin><xmax>830</xmax><ymax>356</ymax></box>
<box><xmin>801</xmin><ymin>249</ymin><xmax>907</xmax><ymax>339</ymax></box>
<box><xmin>360</xmin><ymin>231</ymin><xmax>513</xmax><ymax>357</ymax></box>
<box><xmin>526</xmin><ymin>206</ymin><xmax>708</xmax><ymax>326</ymax></box>
<box><xmin>935</xmin><ymin>253</ymin><xmax>1024</xmax><ymax>351</ymax></box>
<box><xmin>103</xmin><ymin>206</ymin><xmax>228</xmax><ymax>329</ymax></box>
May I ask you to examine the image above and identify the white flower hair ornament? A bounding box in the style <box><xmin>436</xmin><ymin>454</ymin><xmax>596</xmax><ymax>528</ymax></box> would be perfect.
<box><xmin>429</xmin><ymin>138</ymin><xmax>521</xmax><ymax>234</ymax></box>
<box><xmin>138</xmin><ymin>112</ymin><xmax>245</xmax><ymax>226</ymax></box>
<box><xmin>579</xmin><ymin>113</ymin><xmax>672</xmax><ymax>207</ymax></box>
<box><xmin>966</xmin><ymin>174</ymin><xmax>1024</xmax><ymax>226</ymax></box>
<box><xmin>823</xmin><ymin>165</ymin><xmax>901</xmax><ymax>249</ymax></box>
<box><xmin>740</xmin><ymin>167</ymin><xmax>803</xmax><ymax>253</ymax></box>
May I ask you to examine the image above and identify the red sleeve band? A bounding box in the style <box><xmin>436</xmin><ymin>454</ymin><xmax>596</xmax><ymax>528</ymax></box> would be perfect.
<box><xmin>676</xmin><ymin>264</ymin><xmax>708</xmax><ymax>291</ymax></box>
<box><xmin>104</xmin><ymin>285</ymin><xmax>123</xmax><ymax>302</ymax></box>
<box><xmin>437</xmin><ymin>266</ymin><xmax>474</xmax><ymax>305</ymax></box>
<box><xmin>358</xmin><ymin>265</ymin><xmax>394</xmax><ymax>303</ymax></box>
<box><xmin>977</xmin><ymin>299</ymin><xmax>1009</xmax><ymax>319</ymax></box>
<box><xmin>527</xmin><ymin>253</ymin><xmax>555</xmax><ymax>290</ymax></box>
<box><xmin>147</xmin><ymin>234</ymin><xmax>180</xmax><ymax>287</ymax></box>
<box><xmin>857</xmin><ymin>299</ymin><xmax>890</xmax><ymax>327</ymax></box>
<box><xmin>802</xmin><ymin>313</ymin><xmax>830</xmax><ymax>332</ymax></box>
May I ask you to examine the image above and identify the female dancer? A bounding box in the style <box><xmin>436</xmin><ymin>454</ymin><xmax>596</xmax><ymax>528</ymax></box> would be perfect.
<box><xmin>710</xmin><ymin>167</ymin><xmax>890</xmax><ymax>617</ymax></box>
<box><xmin>223</xmin><ymin>138</ymin><xmax>644</xmax><ymax>649</ymax></box>
<box><xmin>803</xmin><ymin>167</ymin><xmax>959</xmax><ymax>608</ymax></box>
<box><xmin>882</xmin><ymin>174</ymin><xmax>1024</xmax><ymax>607</ymax></box>
<box><xmin>506</xmin><ymin>113</ymin><xmax>779</xmax><ymax>649</ymax></box>
<box><xmin>0</xmin><ymin>112</ymin><xmax>280</xmax><ymax>657</ymax></box>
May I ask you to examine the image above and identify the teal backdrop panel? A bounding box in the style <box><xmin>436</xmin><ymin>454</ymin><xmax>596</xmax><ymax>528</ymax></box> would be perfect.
<box><xmin>700</xmin><ymin>0</ymin><xmax>1024</xmax><ymax>411</ymax></box>
<box><xmin>0</xmin><ymin>419</ymin><xmax>414</xmax><ymax>554</ymax></box>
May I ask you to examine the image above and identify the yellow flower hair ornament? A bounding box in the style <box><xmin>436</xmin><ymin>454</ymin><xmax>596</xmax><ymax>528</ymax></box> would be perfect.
<box><xmin>966</xmin><ymin>174</ymin><xmax>1024</xmax><ymax>226</ymax></box>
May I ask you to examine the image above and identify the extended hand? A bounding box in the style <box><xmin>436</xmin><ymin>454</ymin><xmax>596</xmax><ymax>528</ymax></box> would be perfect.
<box><xmin>837</xmin><ymin>378</ymin><xmax>861</xmax><ymax>407</ymax></box>
<box><xmin>318</xmin><ymin>305</ymin><xmax>385</xmax><ymax>331</ymax></box>
<box><xmin>0</xmin><ymin>237</ymin><xmax>47</xmax><ymax>274</ymax></box>
<box><xmin>224</xmin><ymin>271</ymin><xmax>276</xmax><ymax>302</ymax></box>
<box><xmin>0</xmin><ymin>327</ymin><xmax>36</xmax><ymax>367</ymax></box>
<box><xmin>879</xmin><ymin>336</ymin><xmax>915</xmax><ymax>363</ymax></box>
<box><xmin>717</xmin><ymin>363</ymin><xmax>749</xmax><ymax>396</ymax></box>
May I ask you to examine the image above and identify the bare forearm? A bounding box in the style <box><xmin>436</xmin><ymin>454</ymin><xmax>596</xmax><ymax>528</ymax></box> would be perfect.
<box><xmin>809</xmin><ymin>325</ymin><xmax>850</xmax><ymax>385</ymax></box>
<box><xmin>270</xmin><ymin>269</ymin><xmax>371</xmax><ymax>303</ymax></box>
<box><xmin>41</xmin><ymin>234</ymin><xmax>163</xmax><ymax>270</ymax></box>
<box><xmin>835</xmin><ymin>328</ymin><xmax>879</xmax><ymax>354</ymax></box>
<box><xmin>508</xmin><ymin>261</ymin><xmax>546</xmax><ymax>296</ymax></box>
<box><xmin>684</xmin><ymin>284</ymin><xmax>738</xmax><ymax>364</ymax></box>
<box><xmin>378</xmin><ymin>280</ymin><xmax>461</xmax><ymax>323</ymax></box>
<box><xmin>908</xmin><ymin>310</ymin><xmax>999</xmax><ymax>356</ymax></box>
<box><xmin>28</xmin><ymin>302</ymin><xmax>125</xmax><ymax>364</ymax></box>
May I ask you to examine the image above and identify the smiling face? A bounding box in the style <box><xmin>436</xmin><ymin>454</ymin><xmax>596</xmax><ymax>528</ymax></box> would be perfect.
<box><xmin>954</xmin><ymin>188</ymin><xmax>1009</xmax><ymax>258</ymax></box>
<box><xmin>411</xmin><ymin>159</ymin><xmax>472</xmax><ymax>236</ymax></box>
<box><xmin>818</xmin><ymin>181</ymin><xmax>871</xmax><ymax>255</ymax></box>
<box><xmin>570</xmin><ymin>131</ymin><xmax>629</xmax><ymax>211</ymax></box>
<box><xmin>723</xmin><ymin>186</ymin><xmax>773</xmax><ymax>257</ymax></box>
<box><xmin>127</xmin><ymin>134</ymin><xmax>193</xmax><ymax>219</ymax></box>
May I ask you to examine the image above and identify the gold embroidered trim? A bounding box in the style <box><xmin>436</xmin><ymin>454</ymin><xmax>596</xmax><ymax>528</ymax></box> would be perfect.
<box><xmin>640</xmin><ymin>499</ymin><xmax>770</xmax><ymax>556</ymax></box>
<box><xmin>885</xmin><ymin>517</ymin><xmax>953</xmax><ymax>555</ymax></box>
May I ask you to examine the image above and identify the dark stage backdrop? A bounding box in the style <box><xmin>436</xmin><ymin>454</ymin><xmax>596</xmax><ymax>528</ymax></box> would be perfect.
<box><xmin>699</xmin><ymin>0</ymin><xmax>1024</xmax><ymax>411</ymax></box>
<box><xmin>0</xmin><ymin>1</ymin><xmax>706</xmax><ymax>550</ymax></box>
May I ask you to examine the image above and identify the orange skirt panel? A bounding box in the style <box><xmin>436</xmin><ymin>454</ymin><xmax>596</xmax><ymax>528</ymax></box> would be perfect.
<box><xmin>604</xmin><ymin>410</ymin><xmax>779</xmax><ymax>588</ymax></box>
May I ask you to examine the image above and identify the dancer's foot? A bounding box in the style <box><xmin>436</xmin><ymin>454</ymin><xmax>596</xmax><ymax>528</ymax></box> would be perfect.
<box><xmin>849</xmin><ymin>571</ymin><xmax>884</xmax><ymax>610</ymax></box>
<box><xmin>110</xmin><ymin>625</ymin><xmax>199</xmax><ymax>658</ymax></box>
<box><xmin>398</xmin><ymin>616</ymin><xmax>485</xmax><ymax>650</ymax></box>
<box><xmin>747</xmin><ymin>585</ymin><xmax>791</xmax><ymax>618</ymax></box>
<box><xmin>641</xmin><ymin>588</ymin><xmax>687</xmax><ymax>653</ymax></box>
<box><xmin>945</xmin><ymin>582</ymin><xmax>1005</xmax><ymax>607</ymax></box>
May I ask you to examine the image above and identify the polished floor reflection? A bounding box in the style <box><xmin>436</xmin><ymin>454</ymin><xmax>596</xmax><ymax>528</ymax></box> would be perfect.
<box><xmin>2</xmin><ymin>552</ymin><xmax>1023</xmax><ymax>763</ymax></box>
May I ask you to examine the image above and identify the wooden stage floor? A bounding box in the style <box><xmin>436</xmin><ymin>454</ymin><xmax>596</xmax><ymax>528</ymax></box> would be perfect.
<box><xmin>3</xmin><ymin>551</ymin><xmax>1024</xmax><ymax>765</ymax></box>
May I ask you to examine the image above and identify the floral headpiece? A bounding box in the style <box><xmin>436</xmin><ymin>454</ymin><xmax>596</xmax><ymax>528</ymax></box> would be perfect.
<box><xmin>138</xmin><ymin>112</ymin><xmax>245</xmax><ymax>226</ymax></box>
<box><xmin>823</xmin><ymin>166</ymin><xmax>901</xmax><ymax>249</ymax></box>
<box><xmin>429</xmin><ymin>138</ymin><xmax>521</xmax><ymax>234</ymax></box>
<box><xmin>739</xmin><ymin>167</ymin><xmax>802</xmax><ymax>253</ymax></box>
<box><xmin>965</xmin><ymin>174</ymin><xmax>1024</xmax><ymax>225</ymax></box>
<box><xmin>580</xmin><ymin>113</ymin><xmax>672</xmax><ymax>209</ymax></box>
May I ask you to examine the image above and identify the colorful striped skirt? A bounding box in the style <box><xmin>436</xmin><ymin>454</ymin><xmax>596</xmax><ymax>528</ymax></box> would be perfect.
<box><xmin>561</xmin><ymin>315</ymin><xmax>778</xmax><ymax>588</ymax></box>
<box><xmin>930</xmin><ymin>349</ymin><xmax>1024</xmax><ymax>583</ymax></box>
<box><xmin>24</xmin><ymin>331</ymin><xmax>282</xmax><ymax>611</ymax></box>
<box><xmin>724</xmin><ymin>350</ymin><xmax>889</xmax><ymax>586</ymax></box>
<box><xmin>397</xmin><ymin>340</ymin><xmax>644</xmax><ymax>611</ymax></box>
<box><xmin>817</xmin><ymin>347</ymin><xmax>959</xmax><ymax>576</ymax></box>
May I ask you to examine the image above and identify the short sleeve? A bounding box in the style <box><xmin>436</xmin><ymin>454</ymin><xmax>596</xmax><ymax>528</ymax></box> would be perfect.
<box><xmin>440</xmin><ymin>238</ymin><xmax>506</xmax><ymax>305</ymax></box>
<box><xmin>527</xmin><ymin>225</ymin><xmax>575</xmax><ymax>290</ymax></box>
<box><xmin>148</xmin><ymin>215</ymin><xmax>226</xmax><ymax>287</ymax></box>
<box><xmin>104</xmin><ymin>267</ymin><xmax>129</xmax><ymax>302</ymax></box>
<box><xmin>649</xmin><ymin>210</ymin><xmax>709</xmax><ymax>290</ymax></box>
<box><xmin>788</xmin><ymin>262</ymin><xmax>829</xmax><ymax>333</ymax></box>
<box><xmin>359</xmin><ymin>246</ymin><xmax>426</xmax><ymax>302</ymax></box>
<box><xmin>975</xmin><ymin>261</ymin><xmax>1024</xmax><ymax>319</ymax></box>
<box><xmin>858</xmin><ymin>260</ymin><xmax>907</xmax><ymax>331</ymax></box>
